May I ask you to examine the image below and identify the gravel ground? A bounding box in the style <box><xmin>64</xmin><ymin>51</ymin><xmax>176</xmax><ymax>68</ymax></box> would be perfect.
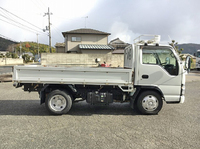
<box><xmin>0</xmin><ymin>77</ymin><xmax>200</xmax><ymax>149</ymax></box>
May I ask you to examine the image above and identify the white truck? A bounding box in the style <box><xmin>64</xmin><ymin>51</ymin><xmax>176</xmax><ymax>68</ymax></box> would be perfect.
<box><xmin>196</xmin><ymin>49</ymin><xmax>200</xmax><ymax>71</ymax></box>
<box><xmin>13</xmin><ymin>35</ymin><xmax>191</xmax><ymax>115</ymax></box>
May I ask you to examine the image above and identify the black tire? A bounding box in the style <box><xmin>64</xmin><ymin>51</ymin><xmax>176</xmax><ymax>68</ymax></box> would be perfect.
<box><xmin>45</xmin><ymin>89</ymin><xmax>72</xmax><ymax>115</ymax></box>
<box><xmin>137</xmin><ymin>91</ymin><xmax>163</xmax><ymax>115</ymax></box>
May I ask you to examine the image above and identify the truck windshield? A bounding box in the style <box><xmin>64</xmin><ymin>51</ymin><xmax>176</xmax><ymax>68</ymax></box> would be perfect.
<box><xmin>142</xmin><ymin>47</ymin><xmax>179</xmax><ymax>75</ymax></box>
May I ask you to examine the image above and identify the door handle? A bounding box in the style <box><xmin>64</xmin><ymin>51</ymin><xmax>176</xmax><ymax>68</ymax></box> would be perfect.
<box><xmin>142</xmin><ymin>75</ymin><xmax>149</xmax><ymax>79</ymax></box>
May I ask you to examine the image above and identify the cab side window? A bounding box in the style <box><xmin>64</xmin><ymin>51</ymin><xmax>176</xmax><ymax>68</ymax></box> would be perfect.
<box><xmin>142</xmin><ymin>47</ymin><xmax>179</xmax><ymax>76</ymax></box>
<box><xmin>142</xmin><ymin>51</ymin><xmax>157</xmax><ymax>64</ymax></box>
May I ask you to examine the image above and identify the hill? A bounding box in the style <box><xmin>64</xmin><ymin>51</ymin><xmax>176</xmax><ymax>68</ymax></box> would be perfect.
<box><xmin>1</xmin><ymin>36</ymin><xmax>200</xmax><ymax>55</ymax></box>
<box><xmin>14</xmin><ymin>42</ymin><xmax>56</xmax><ymax>55</ymax></box>
<box><xmin>0</xmin><ymin>37</ymin><xmax>18</xmax><ymax>51</ymax></box>
<box><xmin>0</xmin><ymin>37</ymin><xmax>55</xmax><ymax>54</ymax></box>
<box><xmin>178</xmin><ymin>43</ymin><xmax>200</xmax><ymax>55</ymax></box>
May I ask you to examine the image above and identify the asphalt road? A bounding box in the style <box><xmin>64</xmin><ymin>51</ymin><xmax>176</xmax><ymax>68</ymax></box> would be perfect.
<box><xmin>0</xmin><ymin>78</ymin><xmax>200</xmax><ymax>148</ymax></box>
<box><xmin>0</xmin><ymin>66</ymin><xmax>12</xmax><ymax>74</ymax></box>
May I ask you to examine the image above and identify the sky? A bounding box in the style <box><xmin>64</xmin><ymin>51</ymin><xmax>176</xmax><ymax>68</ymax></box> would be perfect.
<box><xmin>0</xmin><ymin>0</ymin><xmax>200</xmax><ymax>47</ymax></box>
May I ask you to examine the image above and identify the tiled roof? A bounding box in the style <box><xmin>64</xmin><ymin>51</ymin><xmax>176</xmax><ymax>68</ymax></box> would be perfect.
<box><xmin>62</xmin><ymin>28</ymin><xmax>111</xmax><ymax>36</ymax></box>
<box><xmin>55</xmin><ymin>43</ymin><xmax>65</xmax><ymax>47</ymax></box>
<box><xmin>112</xmin><ymin>49</ymin><xmax>124</xmax><ymax>54</ymax></box>
<box><xmin>79</xmin><ymin>44</ymin><xmax>114</xmax><ymax>50</ymax></box>
<box><xmin>109</xmin><ymin>38</ymin><xmax>126</xmax><ymax>44</ymax></box>
<box><xmin>109</xmin><ymin>38</ymin><xmax>130</xmax><ymax>46</ymax></box>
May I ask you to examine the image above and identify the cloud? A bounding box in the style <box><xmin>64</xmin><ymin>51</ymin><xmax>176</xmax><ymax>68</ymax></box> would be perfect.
<box><xmin>109</xmin><ymin>21</ymin><xmax>139</xmax><ymax>43</ymax></box>
<box><xmin>1</xmin><ymin>0</ymin><xmax>200</xmax><ymax>46</ymax></box>
<box><xmin>85</xmin><ymin>0</ymin><xmax>200</xmax><ymax>44</ymax></box>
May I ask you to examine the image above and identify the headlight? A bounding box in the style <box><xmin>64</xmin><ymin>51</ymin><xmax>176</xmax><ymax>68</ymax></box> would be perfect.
<box><xmin>181</xmin><ymin>84</ymin><xmax>185</xmax><ymax>95</ymax></box>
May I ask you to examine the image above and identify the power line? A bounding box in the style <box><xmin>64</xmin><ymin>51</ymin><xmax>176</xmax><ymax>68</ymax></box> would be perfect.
<box><xmin>0</xmin><ymin>7</ymin><xmax>44</xmax><ymax>32</ymax></box>
<box><xmin>51</xmin><ymin>25</ymin><xmax>64</xmax><ymax>40</ymax></box>
<box><xmin>0</xmin><ymin>7</ymin><xmax>61</xmax><ymax>47</ymax></box>
<box><xmin>35</xmin><ymin>0</ymin><xmax>47</xmax><ymax>10</ymax></box>
<box><xmin>0</xmin><ymin>12</ymin><xmax>48</xmax><ymax>36</ymax></box>
<box><xmin>0</xmin><ymin>18</ymin><xmax>39</xmax><ymax>34</ymax></box>
<box><xmin>0</xmin><ymin>33</ymin><xmax>19</xmax><ymax>43</ymax></box>
<box><xmin>30</xmin><ymin>0</ymin><xmax>45</xmax><ymax>13</ymax></box>
<box><xmin>0</xmin><ymin>13</ymin><xmax>41</xmax><ymax>34</ymax></box>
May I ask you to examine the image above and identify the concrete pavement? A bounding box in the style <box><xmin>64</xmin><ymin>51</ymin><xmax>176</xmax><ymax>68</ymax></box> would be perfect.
<box><xmin>186</xmin><ymin>70</ymin><xmax>200</xmax><ymax>82</ymax></box>
<box><xmin>0</xmin><ymin>81</ymin><xmax>200</xmax><ymax>149</ymax></box>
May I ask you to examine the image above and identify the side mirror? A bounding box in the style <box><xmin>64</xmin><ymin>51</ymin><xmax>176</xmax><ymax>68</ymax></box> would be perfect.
<box><xmin>185</xmin><ymin>55</ymin><xmax>191</xmax><ymax>73</ymax></box>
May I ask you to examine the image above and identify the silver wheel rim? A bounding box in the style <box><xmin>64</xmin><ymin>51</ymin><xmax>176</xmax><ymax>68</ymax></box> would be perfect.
<box><xmin>142</xmin><ymin>95</ymin><xmax>158</xmax><ymax>111</ymax></box>
<box><xmin>49</xmin><ymin>95</ymin><xmax>67</xmax><ymax>112</ymax></box>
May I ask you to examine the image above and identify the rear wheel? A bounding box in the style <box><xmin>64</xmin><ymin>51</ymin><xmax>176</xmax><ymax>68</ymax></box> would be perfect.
<box><xmin>137</xmin><ymin>91</ymin><xmax>163</xmax><ymax>115</ymax></box>
<box><xmin>45</xmin><ymin>90</ymin><xmax>72</xmax><ymax>115</ymax></box>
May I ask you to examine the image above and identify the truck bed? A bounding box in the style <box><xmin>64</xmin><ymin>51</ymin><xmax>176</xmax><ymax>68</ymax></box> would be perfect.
<box><xmin>13</xmin><ymin>65</ymin><xmax>133</xmax><ymax>91</ymax></box>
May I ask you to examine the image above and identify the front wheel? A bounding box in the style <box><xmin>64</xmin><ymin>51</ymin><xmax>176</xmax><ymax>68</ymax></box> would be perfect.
<box><xmin>45</xmin><ymin>90</ymin><xmax>72</xmax><ymax>115</ymax></box>
<box><xmin>137</xmin><ymin>91</ymin><xmax>163</xmax><ymax>115</ymax></box>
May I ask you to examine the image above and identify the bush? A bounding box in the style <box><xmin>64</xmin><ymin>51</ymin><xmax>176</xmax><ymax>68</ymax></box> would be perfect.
<box><xmin>6</xmin><ymin>52</ymin><xmax>12</xmax><ymax>58</ymax></box>
<box><xmin>0</xmin><ymin>54</ymin><xmax>4</xmax><ymax>58</ymax></box>
<box><xmin>22</xmin><ymin>54</ymin><xmax>31</xmax><ymax>63</ymax></box>
<box><xmin>11</xmin><ymin>53</ymin><xmax>18</xmax><ymax>58</ymax></box>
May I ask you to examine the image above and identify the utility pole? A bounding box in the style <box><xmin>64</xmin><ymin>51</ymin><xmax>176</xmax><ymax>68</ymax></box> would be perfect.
<box><xmin>48</xmin><ymin>7</ymin><xmax>52</xmax><ymax>53</ymax></box>
<box><xmin>20</xmin><ymin>41</ymin><xmax>22</xmax><ymax>58</ymax></box>
<box><xmin>37</xmin><ymin>34</ymin><xmax>39</xmax><ymax>59</ymax></box>
<box><xmin>43</xmin><ymin>7</ymin><xmax>52</xmax><ymax>53</ymax></box>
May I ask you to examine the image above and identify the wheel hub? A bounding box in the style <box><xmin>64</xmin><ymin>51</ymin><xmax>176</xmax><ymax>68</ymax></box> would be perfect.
<box><xmin>142</xmin><ymin>95</ymin><xmax>158</xmax><ymax>111</ymax></box>
<box><xmin>50</xmin><ymin>95</ymin><xmax>66</xmax><ymax>111</ymax></box>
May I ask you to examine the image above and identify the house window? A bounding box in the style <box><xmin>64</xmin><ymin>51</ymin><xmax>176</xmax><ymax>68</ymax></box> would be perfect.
<box><xmin>71</xmin><ymin>37</ymin><xmax>81</xmax><ymax>42</ymax></box>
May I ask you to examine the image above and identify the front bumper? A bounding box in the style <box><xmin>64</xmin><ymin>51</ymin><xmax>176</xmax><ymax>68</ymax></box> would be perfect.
<box><xmin>180</xmin><ymin>95</ymin><xmax>185</xmax><ymax>103</ymax></box>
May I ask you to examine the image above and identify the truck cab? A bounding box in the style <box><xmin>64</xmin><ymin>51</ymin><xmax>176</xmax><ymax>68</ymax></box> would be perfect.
<box><xmin>125</xmin><ymin>35</ymin><xmax>188</xmax><ymax>114</ymax></box>
<box><xmin>196</xmin><ymin>49</ymin><xmax>200</xmax><ymax>71</ymax></box>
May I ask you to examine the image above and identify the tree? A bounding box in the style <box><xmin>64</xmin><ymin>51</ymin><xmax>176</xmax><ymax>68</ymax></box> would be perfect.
<box><xmin>7</xmin><ymin>44</ymin><xmax>15</xmax><ymax>52</ymax></box>
<box><xmin>14</xmin><ymin>42</ymin><xmax>56</xmax><ymax>57</ymax></box>
<box><xmin>169</xmin><ymin>40</ymin><xmax>184</xmax><ymax>59</ymax></box>
<box><xmin>6</xmin><ymin>52</ymin><xmax>12</xmax><ymax>58</ymax></box>
<box><xmin>22</xmin><ymin>54</ymin><xmax>31</xmax><ymax>63</ymax></box>
<box><xmin>25</xmin><ymin>43</ymin><xmax>31</xmax><ymax>48</ymax></box>
<box><xmin>0</xmin><ymin>54</ymin><xmax>4</xmax><ymax>58</ymax></box>
<box><xmin>4</xmin><ymin>52</ymin><xmax>18</xmax><ymax>58</ymax></box>
<box><xmin>11</xmin><ymin>53</ymin><xmax>18</xmax><ymax>58</ymax></box>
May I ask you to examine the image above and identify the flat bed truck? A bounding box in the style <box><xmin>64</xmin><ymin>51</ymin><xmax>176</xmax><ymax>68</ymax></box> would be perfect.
<box><xmin>13</xmin><ymin>35</ymin><xmax>190</xmax><ymax>115</ymax></box>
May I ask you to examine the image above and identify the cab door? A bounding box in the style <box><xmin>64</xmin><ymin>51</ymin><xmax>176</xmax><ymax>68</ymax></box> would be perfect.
<box><xmin>137</xmin><ymin>46</ymin><xmax>182</xmax><ymax>102</ymax></box>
